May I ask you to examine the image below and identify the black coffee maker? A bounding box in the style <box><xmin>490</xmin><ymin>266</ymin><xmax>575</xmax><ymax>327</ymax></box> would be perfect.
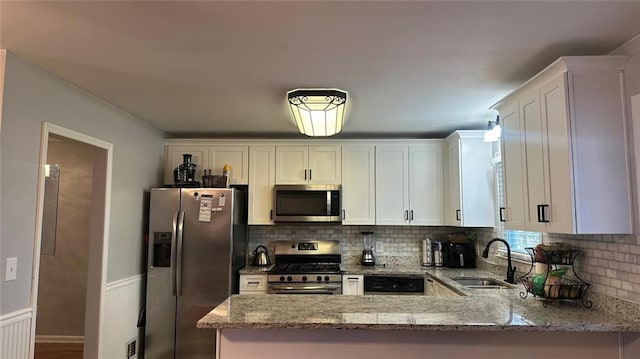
<box><xmin>443</xmin><ymin>242</ymin><xmax>476</xmax><ymax>268</ymax></box>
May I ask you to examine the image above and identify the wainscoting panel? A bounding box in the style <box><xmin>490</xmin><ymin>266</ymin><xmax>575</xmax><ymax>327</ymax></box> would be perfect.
<box><xmin>0</xmin><ymin>308</ymin><xmax>33</xmax><ymax>359</ymax></box>
<box><xmin>101</xmin><ymin>274</ymin><xmax>143</xmax><ymax>358</ymax></box>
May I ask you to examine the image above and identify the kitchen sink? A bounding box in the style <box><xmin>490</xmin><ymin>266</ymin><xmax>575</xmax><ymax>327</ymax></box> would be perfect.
<box><xmin>451</xmin><ymin>277</ymin><xmax>514</xmax><ymax>289</ymax></box>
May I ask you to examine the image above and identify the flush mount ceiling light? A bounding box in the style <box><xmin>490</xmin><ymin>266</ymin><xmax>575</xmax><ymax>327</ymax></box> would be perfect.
<box><xmin>287</xmin><ymin>88</ymin><xmax>347</xmax><ymax>137</ymax></box>
<box><xmin>483</xmin><ymin>115</ymin><xmax>501</xmax><ymax>142</ymax></box>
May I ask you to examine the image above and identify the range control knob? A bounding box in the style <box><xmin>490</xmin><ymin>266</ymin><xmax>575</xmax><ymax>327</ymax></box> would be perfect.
<box><xmin>316</xmin><ymin>275</ymin><xmax>323</xmax><ymax>282</ymax></box>
<box><xmin>324</xmin><ymin>276</ymin><xmax>330</xmax><ymax>282</ymax></box>
<box><xmin>279</xmin><ymin>276</ymin><xmax>285</xmax><ymax>282</ymax></box>
<box><xmin>286</xmin><ymin>276</ymin><xmax>293</xmax><ymax>282</ymax></box>
<box><xmin>302</xmin><ymin>276</ymin><xmax>308</xmax><ymax>282</ymax></box>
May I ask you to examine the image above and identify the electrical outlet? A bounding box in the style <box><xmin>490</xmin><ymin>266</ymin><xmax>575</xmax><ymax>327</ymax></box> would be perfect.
<box><xmin>375</xmin><ymin>242</ymin><xmax>384</xmax><ymax>253</ymax></box>
<box><xmin>125</xmin><ymin>338</ymin><xmax>137</xmax><ymax>359</ymax></box>
<box><xmin>5</xmin><ymin>257</ymin><xmax>17</xmax><ymax>281</ymax></box>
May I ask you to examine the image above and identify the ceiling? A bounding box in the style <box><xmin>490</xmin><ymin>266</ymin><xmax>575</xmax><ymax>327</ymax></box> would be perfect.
<box><xmin>2</xmin><ymin>1</ymin><xmax>640</xmax><ymax>138</ymax></box>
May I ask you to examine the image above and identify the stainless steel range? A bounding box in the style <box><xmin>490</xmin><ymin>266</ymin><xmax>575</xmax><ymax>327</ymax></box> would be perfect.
<box><xmin>268</xmin><ymin>240</ymin><xmax>342</xmax><ymax>294</ymax></box>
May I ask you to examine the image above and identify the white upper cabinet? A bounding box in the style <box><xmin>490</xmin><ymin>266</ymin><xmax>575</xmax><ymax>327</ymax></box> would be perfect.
<box><xmin>375</xmin><ymin>145</ymin><xmax>410</xmax><ymax>225</ymax></box>
<box><xmin>375</xmin><ymin>143</ymin><xmax>444</xmax><ymax>226</ymax></box>
<box><xmin>493</xmin><ymin>56</ymin><xmax>633</xmax><ymax>234</ymax></box>
<box><xmin>208</xmin><ymin>146</ymin><xmax>249</xmax><ymax>185</ymax></box>
<box><xmin>341</xmin><ymin>145</ymin><xmax>375</xmax><ymax>225</ymax></box>
<box><xmin>275</xmin><ymin>145</ymin><xmax>341</xmax><ymax>185</ymax></box>
<box><xmin>444</xmin><ymin>131</ymin><xmax>495</xmax><ymax>227</ymax></box>
<box><xmin>164</xmin><ymin>144</ymin><xmax>248</xmax><ymax>185</ymax></box>
<box><xmin>499</xmin><ymin>100</ymin><xmax>527</xmax><ymax>230</ymax></box>
<box><xmin>248</xmin><ymin>146</ymin><xmax>276</xmax><ymax>225</ymax></box>
<box><xmin>164</xmin><ymin>145</ymin><xmax>209</xmax><ymax>185</ymax></box>
<box><xmin>409</xmin><ymin>144</ymin><xmax>445</xmax><ymax>225</ymax></box>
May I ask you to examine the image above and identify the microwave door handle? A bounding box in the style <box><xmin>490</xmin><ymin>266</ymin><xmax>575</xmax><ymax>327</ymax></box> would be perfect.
<box><xmin>327</xmin><ymin>190</ymin><xmax>331</xmax><ymax>215</ymax></box>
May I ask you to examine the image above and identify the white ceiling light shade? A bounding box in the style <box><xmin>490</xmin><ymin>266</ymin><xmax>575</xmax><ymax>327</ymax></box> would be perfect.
<box><xmin>287</xmin><ymin>89</ymin><xmax>347</xmax><ymax>137</ymax></box>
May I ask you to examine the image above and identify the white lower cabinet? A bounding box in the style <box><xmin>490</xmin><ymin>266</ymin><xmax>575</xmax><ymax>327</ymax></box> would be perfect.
<box><xmin>425</xmin><ymin>277</ymin><xmax>461</xmax><ymax>297</ymax></box>
<box><xmin>342</xmin><ymin>275</ymin><xmax>364</xmax><ymax>295</ymax></box>
<box><xmin>239</xmin><ymin>274</ymin><xmax>268</xmax><ymax>294</ymax></box>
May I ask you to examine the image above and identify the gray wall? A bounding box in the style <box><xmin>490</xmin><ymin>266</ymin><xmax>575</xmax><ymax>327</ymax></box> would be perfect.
<box><xmin>36</xmin><ymin>137</ymin><xmax>95</xmax><ymax>336</ymax></box>
<box><xmin>612</xmin><ymin>33</ymin><xmax>640</xmax><ymax>103</ymax></box>
<box><xmin>0</xmin><ymin>53</ymin><xmax>165</xmax><ymax>314</ymax></box>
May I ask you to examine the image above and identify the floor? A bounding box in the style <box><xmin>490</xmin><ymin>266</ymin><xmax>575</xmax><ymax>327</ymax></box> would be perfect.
<box><xmin>34</xmin><ymin>342</ymin><xmax>83</xmax><ymax>359</ymax></box>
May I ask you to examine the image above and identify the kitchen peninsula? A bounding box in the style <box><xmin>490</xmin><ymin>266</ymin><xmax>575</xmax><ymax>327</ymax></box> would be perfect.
<box><xmin>198</xmin><ymin>268</ymin><xmax>640</xmax><ymax>359</ymax></box>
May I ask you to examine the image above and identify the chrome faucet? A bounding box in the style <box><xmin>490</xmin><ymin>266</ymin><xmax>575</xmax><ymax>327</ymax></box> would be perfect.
<box><xmin>482</xmin><ymin>238</ymin><xmax>517</xmax><ymax>284</ymax></box>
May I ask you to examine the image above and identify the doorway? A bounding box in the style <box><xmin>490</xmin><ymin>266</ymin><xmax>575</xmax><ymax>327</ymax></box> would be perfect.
<box><xmin>31</xmin><ymin>123</ymin><xmax>112</xmax><ymax>359</ymax></box>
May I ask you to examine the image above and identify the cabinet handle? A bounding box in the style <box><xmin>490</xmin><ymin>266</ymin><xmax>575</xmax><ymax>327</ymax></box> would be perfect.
<box><xmin>304</xmin><ymin>169</ymin><xmax>307</xmax><ymax>180</ymax></box>
<box><xmin>537</xmin><ymin>204</ymin><xmax>550</xmax><ymax>223</ymax></box>
<box><xmin>410</xmin><ymin>210</ymin><xmax>414</xmax><ymax>220</ymax></box>
<box><xmin>405</xmin><ymin>210</ymin><xmax>409</xmax><ymax>221</ymax></box>
<box><xmin>309</xmin><ymin>169</ymin><xmax>312</xmax><ymax>180</ymax></box>
<box><xmin>342</xmin><ymin>209</ymin><xmax>346</xmax><ymax>220</ymax></box>
<box><xmin>270</xmin><ymin>209</ymin><xmax>273</xmax><ymax>220</ymax></box>
<box><xmin>347</xmin><ymin>277</ymin><xmax>359</xmax><ymax>281</ymax></box>
<box><xmin>455</xmin><ymin>209</ymin><xmax>461</xmax><ymax>221</ymax></box>
<box><xmin>499</xmin><ymin>207</ymin><xmax>506</xmax><ymax>222</ymax></box>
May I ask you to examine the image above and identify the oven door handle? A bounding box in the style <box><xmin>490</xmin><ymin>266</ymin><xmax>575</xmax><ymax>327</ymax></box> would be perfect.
<box><xmin>272</xmin><ymin>289</ymin><xmax>340</xmax><ymax>295</ymax></box>
<box><xmin>269</xmin><ymin>285</ymin><xmax>341</xmax><ymax>291</ymax></box>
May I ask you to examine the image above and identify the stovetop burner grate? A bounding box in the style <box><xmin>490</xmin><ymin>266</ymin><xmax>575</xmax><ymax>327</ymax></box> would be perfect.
<box><xmin>270</xmin><ymin>263</ymin><xmax>341</xmax><ymax>274</ymax></box>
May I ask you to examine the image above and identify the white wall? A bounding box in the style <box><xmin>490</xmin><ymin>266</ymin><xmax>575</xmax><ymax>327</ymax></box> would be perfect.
<box><xmin>0</xmin><ymin>52</ymin><xmax>165</xmax><ymax>314</ymax></box>
<box><xmin>101</xmin><ymin>275</ymin><xmax>143</xmax><ymax>359</ymax></box>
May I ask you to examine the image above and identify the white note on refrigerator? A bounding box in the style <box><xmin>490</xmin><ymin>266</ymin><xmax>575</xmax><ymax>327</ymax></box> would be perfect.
<box><xmin>198</xmin><ymin>196</ymin><xmax>213</xmax><ymax>222</ymax></box>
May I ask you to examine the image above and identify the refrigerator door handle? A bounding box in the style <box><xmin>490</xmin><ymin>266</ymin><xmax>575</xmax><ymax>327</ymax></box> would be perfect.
<box><xmin>176</xmin><ymin>210</ymin><xmax>186</xmax><ymax>296</ymax></box>
<box><xmin>170</xmin><ymin>211</ymin><xmax>179</xmax><ymax>296</ymax></box>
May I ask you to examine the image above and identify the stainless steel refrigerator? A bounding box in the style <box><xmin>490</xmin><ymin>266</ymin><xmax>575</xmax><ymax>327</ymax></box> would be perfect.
<box><xmin>145</xmin><ymin>187</ymin><xmax>247</xmax><ymax>358</ymax></box>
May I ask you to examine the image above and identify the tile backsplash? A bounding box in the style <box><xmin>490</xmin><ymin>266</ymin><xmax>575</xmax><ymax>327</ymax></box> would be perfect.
<box><xmin>248</xmin><ymin>224</ymin><xmax>477</xmax><ymax>266</ymax></box>
<box><xmin>248</xmin><ymin>224</ymin><xmax>640</xmax><ymax>310</ymax></box>
<box><xmin>539</xmin><ymin>233</ymin><xmax>640</xmax><ymax>304</ymax></box>
<box><xmin>474</xmin><ymin>228</ymin><xmax>640</xmax><ymax>309</ymax></box>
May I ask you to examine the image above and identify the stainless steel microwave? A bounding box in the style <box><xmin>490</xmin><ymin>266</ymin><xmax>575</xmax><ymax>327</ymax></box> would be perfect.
<box><xmin>273</xmin><ymin>185</ymin><xmax>341</xmax><ymax>223</ymax></box>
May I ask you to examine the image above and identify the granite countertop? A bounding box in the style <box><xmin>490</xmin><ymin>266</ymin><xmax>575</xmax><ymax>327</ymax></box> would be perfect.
<box><xmin>239</xmin><ymin>264</ymin><xmax>274</xmax><ymax>274</ymax></box>
<box><xmin>199</xmin><ymin>266</ymin><xmax>640</xmax><ymax>332</ymax></box>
